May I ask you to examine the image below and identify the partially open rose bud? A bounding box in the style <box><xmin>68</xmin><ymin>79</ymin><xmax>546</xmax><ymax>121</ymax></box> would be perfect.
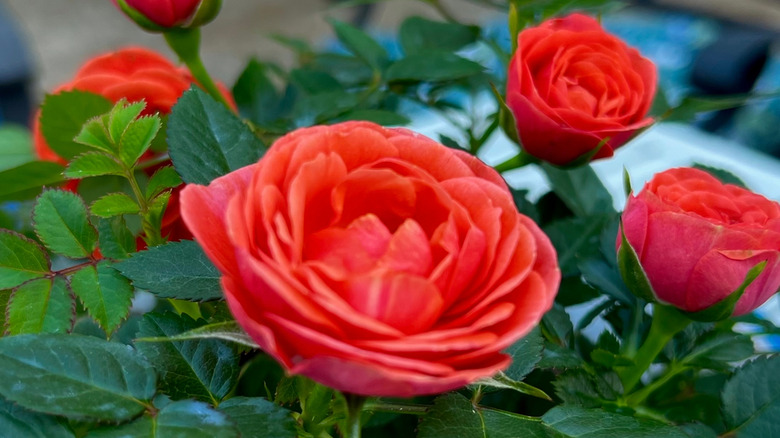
<box><xmin>113</xmin><ymin>0</ymin><xmax>222</xmax><ymax>31</ymax></box>
<box><xmin>618</xmin><ymin>167</ymin><xmax>780</xmax><ymax>318</ymax></box>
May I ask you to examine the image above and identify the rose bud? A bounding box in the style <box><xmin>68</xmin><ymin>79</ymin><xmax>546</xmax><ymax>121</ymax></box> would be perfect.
<box><xmin>506</xmin><ymin>13</ymin><xmax>657</xmax><ymax>166</ymax></box>
<box><xmin>113</xmin><ymin>0</ymin><xmax>222</xmax><ymax>31</ymax></box>
<box><xmin>618</xmin><ymin>167</ymin><xmax>780</xmax><ymax>319</ymax></box>
<box><xmin>180</xmin><ymin>121</ymin><xmax>560</xmax><ymax>397</ymax></box>
<box><xmin>33</xmin><ymin>46</ymin><xmax>235</xmax><ymax>244</ymax></box>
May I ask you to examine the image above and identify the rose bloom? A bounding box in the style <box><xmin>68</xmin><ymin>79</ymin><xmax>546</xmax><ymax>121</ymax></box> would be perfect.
<box><xmin>113</xmin><ymin>0</ymin><xmax>221</xmax><ymax>30</ymax></box>
<box><xmin>507</xmin><ymin>13</ymin><xmax>657</xmax><ymax>166</ymax></box>
<box><xmin>34</xmin><ymin>46</ymin><xmax>234</xmax><ymax>243</ymax></box>
<box><xmin>181</xmin><ymin>121</ymin><xmax>560</xmax><ymax>396</ymax></box>
<box><xmin>620</xmin><ymin>167</ymin><xmax>780</xmax><ymax>316</ymax></box>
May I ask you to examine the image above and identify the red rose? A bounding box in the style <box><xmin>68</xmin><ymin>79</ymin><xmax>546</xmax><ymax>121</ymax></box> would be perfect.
<box><xmin>33</xmin><ymin>46</ymin><xmax>234</xmax><ymax>244</ymax></box>
<box><xmin>506</xmin><ymin>13</ymin><xmax>657</xmax><ymax>166</ymax></box>
<box><xmin>619</xmin><ymin>167</ymin><xmax>780</xmax><ymax>316</ymax></box>
<box><xmin>180</xmin><ymin>121</ymin><xmax>560</xmax><ymax>397</ymax></box>
<box><xmin>113</xmin><ymin>0</ymin><xmax>221</xmax><ymax>30</ymax></box>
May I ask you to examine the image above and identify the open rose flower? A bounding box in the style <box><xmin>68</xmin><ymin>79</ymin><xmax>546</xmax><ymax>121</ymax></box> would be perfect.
<box><xmin>34</xmin><ymin>46</ymin><xmax>234</xmax><ymax>244</ymax></box>
<box><xmin>507</xmin><ymin>13</ymin><xmax>657</xmax><ymax>166</ymax></box>
<box><xmin>181</xmin><ymin>121</ymin><xmax>560</xmax><ymax>397</ymax></box>
<box><xmin>113</xmin><ymin>0</ymin><xmax>222</xmax><ymax>31</ymax></box>
<box><xmin>619</xmin><ymin>167</ymin><xmax>780</xmax><ymax>316</ymax></box>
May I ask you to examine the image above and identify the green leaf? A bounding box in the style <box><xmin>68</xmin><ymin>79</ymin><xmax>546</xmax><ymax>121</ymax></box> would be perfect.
<box><xmin>168</xmin><ymin>87</ymin><xmax>265</xmax><ymax>185</ymax></box>
<box><xmin>0</xmin><ymin>161</ymin><xmax>66</xmax><ymax>202</ymax></box>
<box><xmin>541</xmin><ymin>163</ymin><xmax>615</xmax><ymax>217</ymax></box>
<box><xmin>328</xmin><ymin>18</ymin><xmax>389</xmax><ymax>70</ymax></box>
<box><xmin>74</xmin><ymin>114</ymin><xmax>113</xmax><ymax>153</ymax></box>
<box><xmin>542</xmin><ymin>405</ymin><xmax>689</xmax><ymax>437</ymax></box>
<box><xmin>722</xmin><ymin>355</ymin><xmax>780</xmax><ymax>438</ymax></box>
<box><xmin>96</xmin><ymin>216</ymin><xmax>137</xmax><ymax>260</ymax></box>
<box><xmin>399</xmin><ymin>16</ymin><xmax>479</xmax><ymax>55</ymax></box>
<box><xmin>33</xmin><ymin>189</ymin><xmax>98</xmax><ymax>258</ymax></box>
<box><xmin>477</xmin><ymin>373</ymin><xmax>552</xmax><ymax>400</ymax></box>
<box><xmin>136</xmin><ymin>320</ymin><xmax>259</xmax><ymax>349</ymax></box>
<box><xmin>117</xmin><ymin>240</ymin><xmax>222</xmax><ymax>301</ymax></box>
<box><xmin>681</xmin><ymin>331</ymin><xmax>754</xmax><ymax>371</ymax></box>
<box><xmin>65</xmin><ymin>152</ymin><xmax>125</xmax><ymax>178</ymax></box>
<box><xmin>70</xmin><ymin>262</ymin><xmax>134</xmax><ymax>335</ymax></box>
<box><xmin>0</xmin><ymin>398</ymin><xmax>74</xmax><ymax>438</ymax></box>
<box><xmin>98</xmin><ymin>218</ymin><xmax>137</xmax><ymax>259</ymax></box>
<box><xmin>107</xmin><ymin>100</ymin><xmax>146</xmax><ymax>145</ymax></box>
<box><xmin>504</xmin><ymin>326</ymin><xmax>544</xmax><ymax>381</ymax></box>
<box><xmin>293</xmin><ymin>90</ymin><xmax>360</xmax><ymax>126</ymax></box>
<box><xmin>339</xmin><ymin>109</ymin><xmax>410</xmax><ymax>126</ymax></box>
<box><xmin>544</xmin><ymin>215</ymin><xmax>611</xmax><ymax>276</ymax></box>
<box><xmin>418</xmin><ymin>392</ymin><xmax>551</xmax><ymax>438</ymax></box>
<box><xmin>39</xmin><ymin>90</ymin><xmax>113</xmax><ymax>159</ymax></box>
<box><xmin>553</xmin><ymin>369</ymin><xmax>622</xmax><ymax>407</ymax></box>
<box><xmin>135</xmin><ymin>312</ymin><xmax>240</xmax><ymax>403</ymax></box>
<box><xmin>219</xmin><ymin>397</ymin><xmax>298</xmax><ymax>438</ymax></box>
<box><xmin>145</xmin><ymin>165</ymin><xmax>182</xmax><ymax>200</ymax></box>
<box><xmin>385</xmin><ymin>52</ymin><xmax>484</xmax><ymax>82</ymax></box>
<box><xmin>6</xmin><ymin>277</ymin><xmax>74</xmax><ymax>335</ymax></box>
<box><xmin>0</xmin><ymin>230</ymin><xmax>50</xmax><ymax>289</ymax></box>
<box><xmin>490</xmin><ymin>83</ymin><xmax>521</xmax><ymax>146</ymax></box>
<box><xmin>692</xmin><ymin>163</ymin><xmax>747</xmax><ymax>188</ymax></box>
<box><xmin>0</xmin><ymin>334</ymin><xmax>156</xmax><ymax>421</ymax></box>
<box><xmin>616</xmin><ymin>222</ymin><xmax>657</xmax><ymax>302</ymax></box>
<box><xmin>663</xmin><ymin>92</ymin><xmax>780</xmax><ymax>123</ymax></box>
<box><xmin>90</xmin><ymin>193</ymin><xmax>141</xmax><ymax>218</ymax></box>
<box><xmin>233</xmin><ymin>59</ymin><xmax>282</xmax><ymax>125</ymax></box>
<box><xmin>578</xmin><ymin>259</ymin><xmax>636</xmax><ymax>305</ymax></box>
<box><xmin>87</xmin><ymin>399</ymin><xmax>239</xmax><ymax>438</ymax></box>
<box><xmin>0</xmin><ymin>124</ymin><xmax>34</xmax><ymax>171</ymax></box>
<box><xmin>290</xmin><ymin>68</ymin><xmax>342</xmax><ymax>95</ymax></box>
<box><xmin>119</xmin><ymin>115</ymin><xmax>160</xmax><ymax>166</ymax></box>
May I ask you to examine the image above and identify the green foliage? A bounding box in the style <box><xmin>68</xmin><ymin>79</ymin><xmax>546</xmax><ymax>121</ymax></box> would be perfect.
<box><xmin>219</xmin><ymin>397</ymin><xmax>298</xmax><ymax>438</ymax></box>
<box><xmin>69</xmin><ymin>262</ymin><xmax>134</xmax><ymax>335</ymax></box>
<box><xmin>0</xmin><ymin>230</ymin><xmax>49</xmax><ymax>289</ymax></box>
<box><xmin>328</xmin><ymin>18</ymin><xmax>389</xmax><ymax>70</ymax></box>
<box><xmin>135</xmin><ymin>312</ymin><xmax>240</xmax><ymax>403</ymax></box>
<box><xmin>96</xmin><ymin>216</ymin><xmax>136</xmax><ymax>260</ymax></box>
<box><xmin>0</xmin><ymin>398</ymin><xmax>74</xmax><ymax>438</ymax></box>
<box><xmin>6</xmin><ymin>277</ymin><xmax>74</xmax><ymax>335</ymax></box>
<box><xmin>65</xmin><ymin>152</ymin><xmax>126</xmax><ymax>178</ymax></box>
<box><xmin>385</xmin><ymin>53</ymin><xmax>484</xmax><ymax>82</ymax></box>
<box><xmin>33</xmin><ymin>189</ymin><xmax>98</xmax><ymax>259</ymax></box>
<box><xmin>90</xmin><ymin>193</ymin><xmax>141</xmax><ymax>218</ymax></box>
<box><xmin>399</xmin><ymin>16</ymin><xmax>479</xmax><ymax>55</ymax></box>
<box><xmin>117</xmin><ymin>240</ymin><xmax>222</xmax><ymax>301</ymax></box>
<box><xmin>0</xmin><ymin>161</ymin><xmax>66</xmax><ymax>202</ymax></box>
<box><xmin>0</xmin><ymin>124</ymin><xmax>34</xmax><ymax>171</ymax></box>
<box><xmin>0</xmin><ymin>334</ymin><xmax>156</xmax><ymax>421</ymax></box>
<box><xmin>135</xmin><ymin>320</ymin><xmax>258</xmax><ymax>349</ymax></box>
<box><xmin>542</xmin><ymin>405</ymin><xmax>689</xmax><ymax>437</ymax></box>
<box><xmin>145</xmin><ymin>166</ymin><xmax>182</xmax><ymax>199</ymax></box>
<box><xmin>721</xmin><ymin>355</ymin><xmax>780</xmax><ymax>438</ymax></box>
<box><xmin>87</xmin><ymin>399</ymin><xmax>240</xmax><ymax>438</ymax></box>
<box><xmin>39</xmin><ymin>90</ymin><xmax>113</xmax><ymax>159</ymax></box>
<box><xmin>168</xmin><ymin>87</ymin><xmax>265</xmax><ymax>185</ymax></box>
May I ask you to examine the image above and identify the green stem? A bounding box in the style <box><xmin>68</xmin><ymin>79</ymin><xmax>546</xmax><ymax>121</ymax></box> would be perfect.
<box><xmin>164</xmin><ymin>29</ymin><xmax>232</xmax><ymax>109</ymax></box>
<box><xmin>626</xmin><ymin>362</ymin><xmax>689</xmax><ymax>407</ymax></box>
<box><xmin>363</xmin><ymin>400</ymin><xmax>430</xmax><ymax>416</ymax></box>
<box><xmin>620</xmin><ymin>304</ymin><xmax>691</xmax><ymax>393</ymax></box>
<box><xmin>342</xmin><ymin>393</ymin><xmax>366</xmax><ymax>438</ymax></box>
<box><xmin>494</xmin><ymin>150</ymin><xmax>538</xmax><ymax>173</ymax></box>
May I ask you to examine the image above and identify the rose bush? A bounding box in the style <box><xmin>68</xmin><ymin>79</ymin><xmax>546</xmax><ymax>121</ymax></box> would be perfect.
<box><xmin>34</xmin><ymin>46</ymin><xmax>234</xmax><ymax>244</ymax></box>
<box><xmin>506</xmin><ymin>13</ymin><xmax>657</xmax><ymax>166</ymax></box>
<box><xmin>619</xmin><ymin>167</ymin><xmax>780</xmax><ymax>316</ymax></box>
<box><xmin>180</xmin><ymin>121</ymin><xmax>560</xmax><ymax>397</ymax></box>
<box><xmin>113</xmin><ymin>0</ymin><xmax>222</xmax><ymax>30</ymax></box>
